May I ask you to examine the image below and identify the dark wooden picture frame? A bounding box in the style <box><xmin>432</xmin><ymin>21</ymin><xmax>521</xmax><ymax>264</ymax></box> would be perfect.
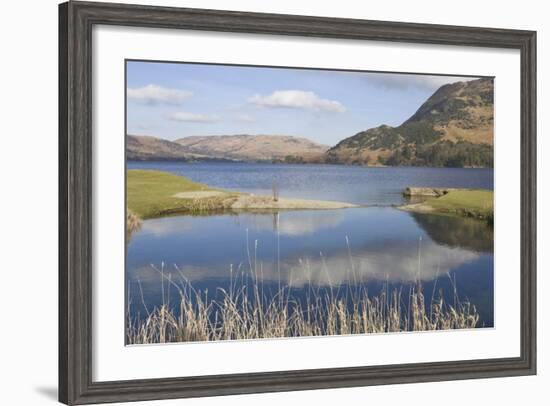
<box><xmin>59</xmin><ymin>1</ymin><xmax>536</xmax><ymax>404</ymax></box>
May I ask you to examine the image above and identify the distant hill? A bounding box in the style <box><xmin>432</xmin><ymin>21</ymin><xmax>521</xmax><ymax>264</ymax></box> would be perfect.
<box><xmin>127</xmin><ymin>134</ymin><xmax>329</xmax><ymax>162</ymax></box>
<box><xmin>326</xmin><ymin>78</ymin><xmax>494</xmax><ymax>167</ymax></box>
<box><xmin>127</xmin><ymin>79</ymin><xmax>493</xmax><ymax>167</ymax></box>
<box><xmin>174</xmin><ymin>135</ymin><xmax>328</xmax><ymax>162</ymax></box>
<box><xmin>127</xmin><ymin>135</ymin><xmax>202</xmax><ymax>161</ymax></box>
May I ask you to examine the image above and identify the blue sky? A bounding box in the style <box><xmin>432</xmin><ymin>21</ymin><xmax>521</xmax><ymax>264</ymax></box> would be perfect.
<box><xmin>126</xmin><ymin>61</ymin><xmax>478</xmax><ymax>146</ymax></box>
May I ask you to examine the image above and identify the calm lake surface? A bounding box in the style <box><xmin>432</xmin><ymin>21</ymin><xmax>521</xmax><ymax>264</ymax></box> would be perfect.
<box><xmin>126</xmin><ymin>162</ymin><xmax>494</xmax><ymax>328</ymax></box>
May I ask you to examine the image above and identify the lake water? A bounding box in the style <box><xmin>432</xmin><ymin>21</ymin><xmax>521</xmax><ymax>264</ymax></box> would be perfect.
<box><xmin>126</xmin><ymin>162</ymin><xmax>494</xmax><ymax>331</ymax></box>
<box><xmin>127</xmin><ymin>161</ymin><xmax>493</xmax><ymax>206</ymax></box>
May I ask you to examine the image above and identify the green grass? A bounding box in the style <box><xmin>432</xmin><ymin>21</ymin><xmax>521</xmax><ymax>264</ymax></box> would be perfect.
<box><xmin>426</xmin><ymin>189</ymin><xmax>494</xmax><ymax>221</ymax></box>
<box><xmin>127</xmin><ymin>169</ymin><xmax>238</xmax><ymax>218</ymax></box>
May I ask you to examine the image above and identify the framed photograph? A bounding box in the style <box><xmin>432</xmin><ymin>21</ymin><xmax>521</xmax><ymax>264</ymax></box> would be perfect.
<box><xmin>59</xmin><ymin>1</ymin><xmax>536</xmax><ymax>404</ymax></box>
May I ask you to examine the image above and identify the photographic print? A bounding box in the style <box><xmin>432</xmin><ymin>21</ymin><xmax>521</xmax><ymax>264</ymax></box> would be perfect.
<box><xmin>125</xmin><ymin>61</ymin><xmax>494</xmax><ymax>344</ymax></box>
<box><xmin>60</xmin><ymin>5</ymin><xmax>536</xmax><ymax>403</ymax></box>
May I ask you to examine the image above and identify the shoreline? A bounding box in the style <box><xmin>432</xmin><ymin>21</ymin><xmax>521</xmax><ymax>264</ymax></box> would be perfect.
<box><xmin>127</xmin><ymin>169</ymin><xmax>360</xmax><ymax>221</ymax></box>
<box><xmin>127</xmin><ymin>169</ymin><xmax>493</xmax><ymax>226</ymax></box>
<box><xmin>172</xmin><ymin>190</ymin><xmax>359</xmax><ymax>210</ymax></box>
<box><xmin>128</xmin><ymin>159</ymin><xmax>493</xmax><ymax>169</ymax></box>
<box><xmin>398</xmin><ymin>188</ymin><xmax>494</xmax><ymax>223</ymax></box>
<box><xmin>231</xmin><ymin>195</ymin><xmax>359</xmax><ymax>210</ymax></box>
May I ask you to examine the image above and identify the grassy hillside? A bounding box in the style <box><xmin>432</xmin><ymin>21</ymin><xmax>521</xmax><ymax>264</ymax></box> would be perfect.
<box><xmin>327</xmin><ymin>78</ymin><xmax>494</xmax><ymax>167</ymax></box>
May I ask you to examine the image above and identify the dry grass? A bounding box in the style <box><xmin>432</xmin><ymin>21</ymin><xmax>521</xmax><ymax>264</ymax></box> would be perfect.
<box><xmin>126</xmin><ymin>262</ymin><xmax>479</xmax><ymax>344</ymax></box>
<box><xmin>126</xmin><ymin>209</ymin><xmax>142</xmax><ymax>237</ymax></box>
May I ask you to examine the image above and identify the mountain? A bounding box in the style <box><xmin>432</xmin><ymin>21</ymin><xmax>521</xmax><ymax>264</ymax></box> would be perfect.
<box><xmin>326</xmin><ymin>78</ymin><xmax>494</xmax><ymax>167</ymax></box>
<box><xmin>127</xmin><ymin>134</ymin><xmax>329</xmax><ymax>162</ymax></box>
<box><xmin>127</xmin><ymin>79</ymin><xmax>493</xmax><ymax>167</ymax></box>
<box><xmin>174</xmin><ymin>134</ymin><xmax>329</xmax><ymax>162</ymax></box>
<box><xmin>127</xmin><ymin>135</ymin><xmax>202</xmax><ymax>161</ymax></box>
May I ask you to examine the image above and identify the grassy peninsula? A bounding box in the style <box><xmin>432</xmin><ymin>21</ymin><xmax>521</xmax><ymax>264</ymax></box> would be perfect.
<box><xmin>400</xmin><ymin>189</ymin><xmax>493</xmax><ymax>222</ymax></box>
<box><xmin>127</xmin><ymin>169</ymin><xmax>239</xmax><ymax>218</ymax></box>
<box><xmin>127</xmin><ymin>169</ymin><xmax>358</xmax><ymax>220</ymax></box>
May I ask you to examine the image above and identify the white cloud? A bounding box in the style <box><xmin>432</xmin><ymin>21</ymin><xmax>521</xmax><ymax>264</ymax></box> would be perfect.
<box><xmin>249</xmin><ymin>90</ymin><xmax>346</xmax><ymax>113</ymax></box>
<box><xmin>135</xmin><ymin>240</ymin><xmax>478</xmax><ymax>288</ymax></box>
<box><xmin>167</xmin><ymin>111</ymin><xmax>220</xmax><ymax>123</ymax></box>
<box><xmin>236</xmin><ymin>114</ymin><xmax>255</xmax><ymax>122</ymax></box>
<box><xmin>127</xmin><ymin>84</ymin><xmax>192</xmax><ymax>105</ymax></box>
<box><xmin>251</xmin><ymin>211</ymin><xmax>343</xmax><ymax>236</ymax></box>
<box><xmin>141</xmin><ymin>217</ymin><xmax>193</xmax><ymax>237</ymax></box>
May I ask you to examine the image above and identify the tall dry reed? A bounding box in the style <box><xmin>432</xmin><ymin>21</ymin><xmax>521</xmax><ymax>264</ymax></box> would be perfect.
<box><xmin>126</xmin><ymin>261</ymin><xmax>480</xmax><ymax>345</ymax></box>
<box><xmin>126</xmin><ymin>208</ymin><xmax>142</xmax><ymax>237</ymax></box>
